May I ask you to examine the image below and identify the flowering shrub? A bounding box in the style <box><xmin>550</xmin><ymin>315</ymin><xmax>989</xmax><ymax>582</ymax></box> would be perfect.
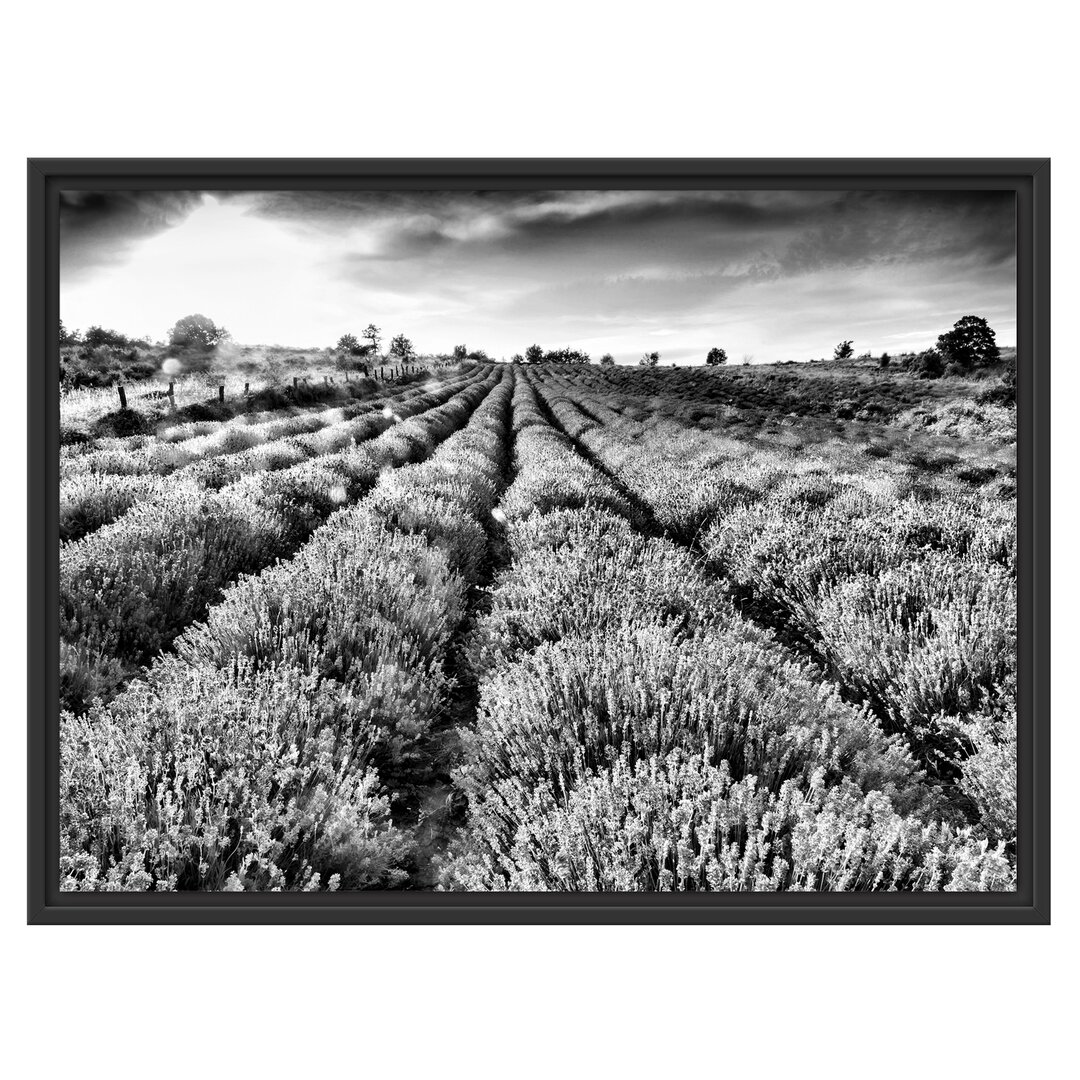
<box><xmin>60</xmin><ymin>472</ymin><xmax>196</xmax><ymax>544</ymax></box>
<box><xmin>60</xmin><ymin>660</ymin><xmax>412</xmax><ymax>891</ymax></box>
<box><xmin>942</xmin><ymin>680</ymin><xmax>1017</xmax><ymax>845</ymax></box>
<box><xmin>470</xmin><ymin>509</ymin><xmax>730</xmax><ymax>677</ymax></box>
<box><xmin>813</xmin><ymin>557</ymin><xmax>1016</xmax><ymax>751</ymax></box>
<box><xmin>463</xmin><ymin>622</ymin><xmax>923</xmax><ymax>808</ymax></box>
<box><xmin>446</xmin><ymin>751</ymin><xmax>1013</xmax><ymax>892</ymax></box>
<box><xmin>176</xmin><ymin>509</ymin><xmax>464</xmax><ymax>766</ymax></box>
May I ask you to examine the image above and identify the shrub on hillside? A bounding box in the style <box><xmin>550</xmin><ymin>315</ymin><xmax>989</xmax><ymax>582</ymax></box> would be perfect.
<box><xmin>904</xmin><ymin>348</ymin><xmax>944</xmax><ymax>379</ymax></box>
<box><xmin>976</xmin><ymin>359</ymin><xmax>1016</xmax><ymax>408</ymax></box>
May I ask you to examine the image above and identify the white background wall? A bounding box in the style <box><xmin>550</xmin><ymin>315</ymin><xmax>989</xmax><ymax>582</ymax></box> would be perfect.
<box><xmin>2</xmin><ymin>4</ymin><xmax>1071</xmax><ymax>1076</ymax></box>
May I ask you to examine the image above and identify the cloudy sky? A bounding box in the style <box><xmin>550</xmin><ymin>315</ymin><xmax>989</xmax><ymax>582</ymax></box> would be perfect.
<box><xmin>60</xmin><ymin>188</ymin><xmax>1015</xmax><ymax>364</ymax></box>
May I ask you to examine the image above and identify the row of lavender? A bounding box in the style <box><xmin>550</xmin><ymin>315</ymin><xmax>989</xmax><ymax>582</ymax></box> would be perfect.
<box><xmin>439</xmin><ymin>375</ymin><xmax>1012</xmax><ymax>890</ymax></box>
<box><xmin>525</xmin><ymin>366</ymin><xmax>1016</xmax><ymax>856</ymax></box>
<box><xmin>60</xmin><ymin>370</ymin><xmax>480</xmax><ymax>541</ymax></box>
<box><xmin>60</xmin><ymin>369</ymin><xmax>495</xmax><ymax>712</ymax></box>
<box><xmin>61</xmin><ymin>369</ymin><xmax>516</xmax><ymax>890</ymax></box>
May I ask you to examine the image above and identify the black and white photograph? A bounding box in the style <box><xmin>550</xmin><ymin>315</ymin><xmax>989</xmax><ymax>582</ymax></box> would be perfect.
<box><xmin>55</xmin><ymin>183</ymin><xmax>1021</xmax><ymax>895</ymax></box>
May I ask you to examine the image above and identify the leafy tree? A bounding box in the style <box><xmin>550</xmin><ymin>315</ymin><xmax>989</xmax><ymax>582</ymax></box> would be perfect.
<box><xmin>453</xmin><ymin>344</ymin><xmax>468</xmax><ymax>360</ymax></box>
<box><xmin>467</xmin><ymin>348</ymin><xmax>491</xmax><ymax>361</ymax></box>
<box><xmin>879</xmin><ymin>353</ymin><xmax>891</xmax><ymax>369</ymax></box>
<box><xmin>510</xmin><ymin>353</ymin><xmax>525</xmax><ymax>364</ymax></box>
<box><xmin>168</xmin><ymin>314</ymin><xmax>229</xmax><ymax>352</ymax></box>
<box><xmin>389</xmin><ymin>333</ymin><xmax>415</xmax><ymax>360</ymax></box>
<box><xmin>524</xmin><ymin>344</ymin><xmax>545</xmax><ymax>364</ymax></box>
<box><xmin>598</xmin><ymin>353</ymin><xmax>615</xmax><ymax>366</ymax></box>
<box><xmin>937</xmin><ymin>315</ymin><xmax>999</xmax><ymax>370</ymax></box>
<box><xmin>83</xmin><ymin>325</ymin><xmax>134</xmax><ymax>350</ymax></box>
<box><xmin>639</xmin><ymin>351</ymin><xmax>660</xmax><ymax>367</ymax></box>
<box><xmin>363</xmin><ymin>324</ymin><xmax>382</xmax><ymax>353</ymax></box>
<box><xmin>59</xmin><ymin>320</ymin><xmax>81</xmax><ymax>346</ymax></box>
<box><xmin>544</xmin><ymin>347</ymin><xmax>591</xmax><ymax>364</ymax></box>
<box><xmin>334</xmin><ymin>333</ymin><xmax>373</xmax><ymax>372</ymax></box>
<box><xmin>706</xmin><ymin>347</ymin><xmax>727</xmax><ymax>366</ymax></box>
<box><xmin>833</xmin><ymin>340</ymin><xmax>854</xmax><ymax>360</ymax></box>
<box><xmin>336</xmin><ymin>333</ymin><xmax>363</xmax><ymax>354</ymax></box>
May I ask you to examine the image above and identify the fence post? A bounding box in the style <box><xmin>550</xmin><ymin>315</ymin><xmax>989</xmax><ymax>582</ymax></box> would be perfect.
<box><xmin>244</xmin><ymin>381</ymin><xmax>249</xmax><ymax>395</ymax></box>
<box><xmin>293</xmin><ymin>376</ymin><xmax>299</xmax><ymax>389</ymax></box>
<box><xmin>218</xmin><ymin>385</ymin><xmax>225</xmax><ymax>404</ymax></box>
<box><xmin>117</xmin><ymin>385</ymin><xmax>127</xmax><ymax>410</ymax></box>
<box><xmin>167</xmin><ymin>381</ymin><xmax>175</xmax><ymax>408</ymax></box>
<box><xmin>345</xmin><ymin>372</ymin><xmax>349</xmax><ymax>382</ymax></box>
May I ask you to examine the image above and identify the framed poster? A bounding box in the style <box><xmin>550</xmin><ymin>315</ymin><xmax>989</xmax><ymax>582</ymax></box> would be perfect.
<box><xmin>28</xmin><ymin>158</ymin><xmax>1049</xmax><ymax>923</ymax></box>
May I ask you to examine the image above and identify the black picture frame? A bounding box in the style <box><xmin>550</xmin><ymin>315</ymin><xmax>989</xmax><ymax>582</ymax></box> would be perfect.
<box><xmin>29</xmin><ymin>158</ymin><xmax>1050</xmax><ymax>925</ymax></box>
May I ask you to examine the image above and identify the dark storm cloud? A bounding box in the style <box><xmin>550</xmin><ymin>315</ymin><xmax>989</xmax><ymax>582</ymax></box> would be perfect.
<box><xmin>300</xmin><ymin>188</ymin><xmax>1013</xmax><ymax>296</ymax></box>
<box><xmin>248</xmin><ymin>189</ymin><xmax>826</xmax><ymax>265</ymax></box>
<box><xmin>778</xmin><ymin>190</ymin><xmax>1015</xmax><ymax>275</ymax></box>
<box><xmin>500</xmin><ymin>190</ymin><xmax>819</xmax><ymax>241</ymax></box>
<box><xmin>60</xmin><ymin>191</ymin><xmax>205</xmax><ymax>280</ymax></box>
